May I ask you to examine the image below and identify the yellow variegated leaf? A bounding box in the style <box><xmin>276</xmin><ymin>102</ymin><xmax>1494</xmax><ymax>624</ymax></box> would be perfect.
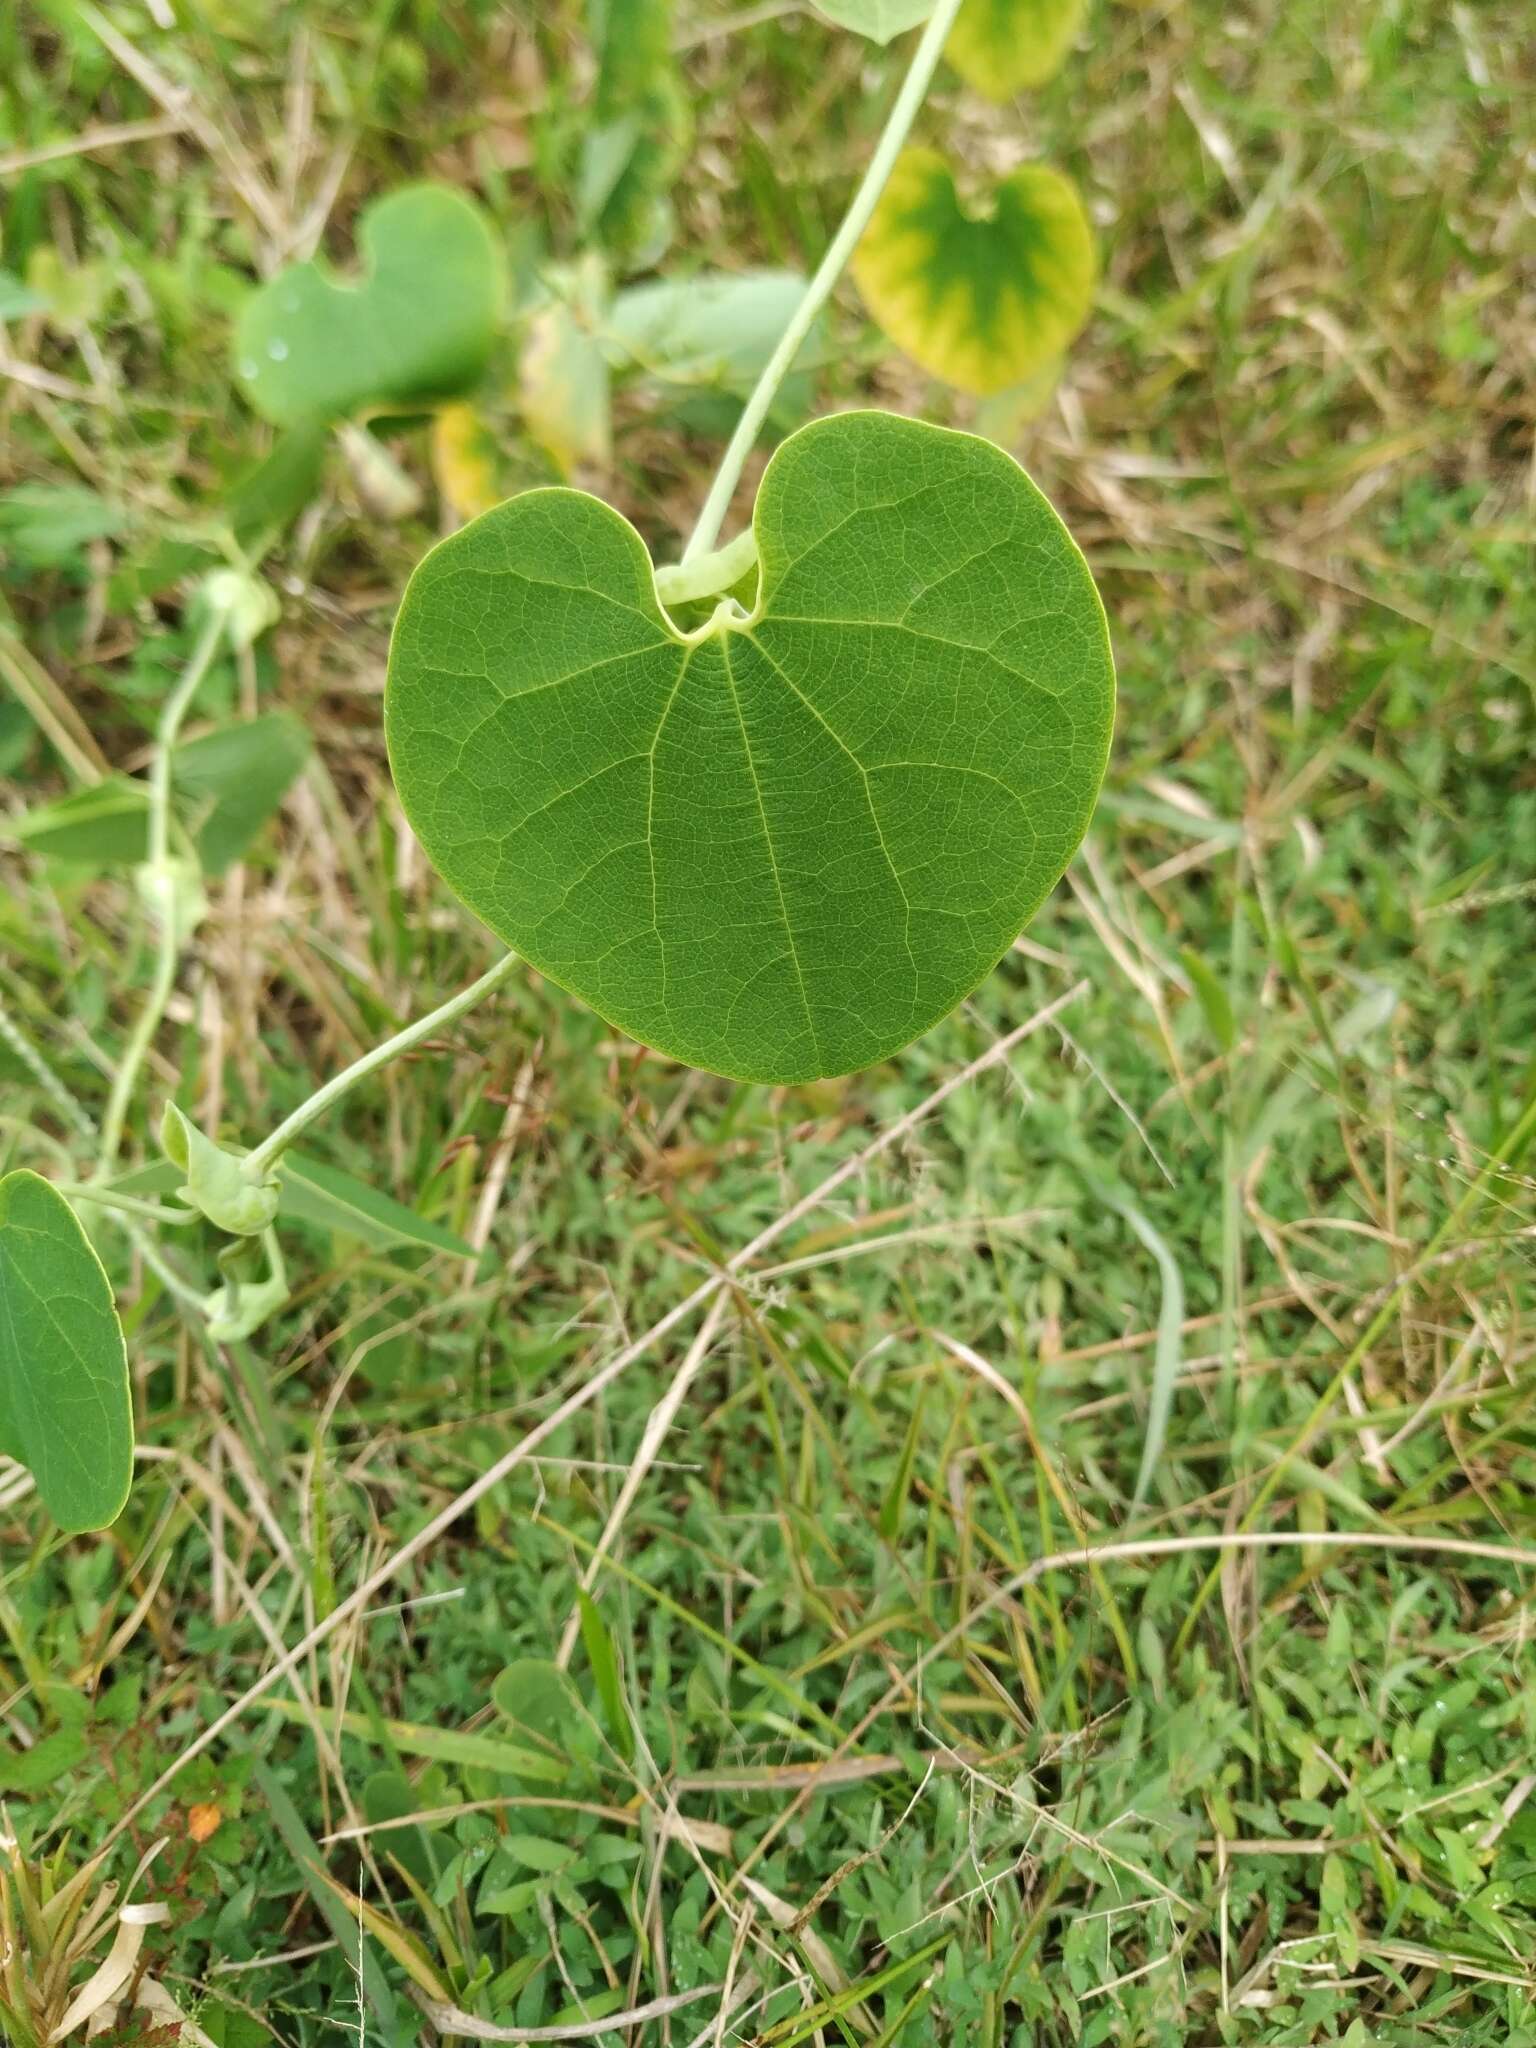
<box><xmin>853</xmin><ymin>149</ymin><xmax>1095</xmax><ymax>395</ymax></box>
<box><xmin>947</xmin><ymin>0</ymin><xmax>1087</xmax><ymax>97</ymax></box>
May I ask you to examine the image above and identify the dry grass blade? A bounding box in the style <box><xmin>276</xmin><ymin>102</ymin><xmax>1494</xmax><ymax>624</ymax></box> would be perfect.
<box><xmin>412</xmin><ymin>1981</ymin><xmax>726</xmax><ymax>2040</ymax></box>
<box><xmin>554</xmin><ymin>1287</ymin><xmax>731</xmax><ymax>1667</ymax></box>
<box><xmin>49</xmin><ymin>1903</ymin><xmax>169</xmax><ymax>2041</ymax></box>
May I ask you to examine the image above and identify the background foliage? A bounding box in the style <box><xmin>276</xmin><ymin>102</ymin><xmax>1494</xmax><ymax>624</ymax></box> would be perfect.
<box><xmin>1</xmin><ymin>0</ymin><xmax>1533</xmax><ymax>2042</ymax></box>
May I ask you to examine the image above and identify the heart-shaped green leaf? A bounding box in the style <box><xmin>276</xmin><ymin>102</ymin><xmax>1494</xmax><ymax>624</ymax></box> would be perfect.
<box><xmin>815</xmin><ymin>0</ymin><xmax>935</xmax><ymax>42</ymax></box>
<box><xmin>853</xmin><ymin>150</ymin><xmax>1095</xmax><ymax>394</ymax></box>
<box><xmin>947</xmin><ymin>0</ymin><xmax>1086</xmax><ymax>96</ymax></box>
<box><xmin>234</xmin><ymin>185</ymin><xmax>504</xmax><ymax>427</ymax></box>
<box><xmin>386</xmin><ymin>410</ymin><xmax>1112</xmax><ymax>1083</ymax></box>
<box><xmin>0</xmin><ymin>1170</ymin><xmax>132</xmax><ymax>1532</ymax></box>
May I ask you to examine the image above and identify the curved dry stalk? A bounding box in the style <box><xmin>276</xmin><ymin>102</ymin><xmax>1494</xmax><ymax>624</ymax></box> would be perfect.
<box><xmin>412</xmin><ymin>1980</ymin><xmax>725</xmax><ymax>2041</ymax></box>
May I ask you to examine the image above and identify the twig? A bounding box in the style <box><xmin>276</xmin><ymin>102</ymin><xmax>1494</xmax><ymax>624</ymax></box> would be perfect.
<box><xmin>0</xmin><ymin>115</ymin><xmax>190</xmax><ymax>178</ymax></box>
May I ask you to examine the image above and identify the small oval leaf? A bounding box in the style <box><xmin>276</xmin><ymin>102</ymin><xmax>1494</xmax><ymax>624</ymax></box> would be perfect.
<box><xmin>815</xmin><ymin>0</ymin><xmax>935</xmax><ymax>41</ymax></box>
<box><xmin>853</xmin><ymin>149</ymin><xmax>1095</xmax><ymax>394</ymax></box>
<box><xmin>604</xmin><ymin>269</ymin><xmax>819</xmax><ymax>395</ymax></box>
<box><xmin>0</xmin><ymin>1171</ymin><xmax>132</xmax><ymax>1532</ymax></box>
<box><xmin>947</xmin><ymin>0</ymin><xmax>1087</xmax><ymax>97</ymax></box>
<box><xmin>234</xmin><ymin>185</ymin><xmax>505</xmax><ymax>427</ymax></box>
<box><xmin>385</xmin><ymin>409</ymin><xmax>1113</xmax><ymax>1083</ymax></box>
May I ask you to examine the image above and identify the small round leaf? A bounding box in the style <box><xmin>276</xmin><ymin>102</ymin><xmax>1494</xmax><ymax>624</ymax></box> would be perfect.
<box><xmin>234</xmin><ymin>184</ymin><xmax>504</xmax><ymax>427</ymax></box>
<box><xmin>947</xmin><ymin>0</ymin><xmax>1087</xmax><ymax>97</ymax></box>
<box><xmin>853</xmin><ymin>149</ymin><xmax>1095</xmax><ymax>394</ymax></box>
<box><xmin>386</xmin><ymin>410</ymin><xmax>1113</xmax><ymax>1084</ymax></box>
<box><xmin>0</xmin><ymin>1170</ymin><xmax>132</xmax><ymax>1532</ymax></box>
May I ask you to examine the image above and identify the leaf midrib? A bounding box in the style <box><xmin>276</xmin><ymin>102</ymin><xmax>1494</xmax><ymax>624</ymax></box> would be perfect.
<box><xmin>718</xmin><ymin>634</ymin><xmax>822</xmax><ymax>1071</ymax></box>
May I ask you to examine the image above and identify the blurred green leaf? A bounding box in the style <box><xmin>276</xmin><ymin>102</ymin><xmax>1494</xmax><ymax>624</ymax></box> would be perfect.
<box><xmin>227</xmin><ymin>422</ymin><xmax>329</xmax><ymax>547</ymax></box>
<box><xmin>9</xmin><ymin>712</ymin><xmax>309</xmax><ymax>874</ymax></box>
<box><xmin>174</xmin><ymin>710</ymin><xmax>310</xmax><ymax>873</ymax></box>
<box><xmin>817</xmin><ymin>0</ymin><xmax>934</xmax><ymax>42</ymax></box>
<box><xmin>0</xmin><ymin>269</ymin><xmax>49</xmax><ymax>319</ymax></box>
<box><xmin>582</xmin><ymin>0</ymin><xmax>688</xmax><ymax>259</ymax></box>
<box><xmin>947</xmin><ymin>0</ymin><xmax>1086</xmax><ymax>95</ymax></box>
<box><xmin>604</xmin><ymin>269</ymin><xmax>818</xmax><ymax>393</ymax></box>
<box><xmin>578</xmin><ymin>1592</ymin><xmax>636</xmax><ymax>1763</ymax></box>
<box><xmin>1180</xmin><ymin>946</ymin><xmax>1237</xmax><ymax>1052</ymax></box>
<box><xmin>257</xmin><ymin>1697</ymin><xmax>567</xmax><ymax>1780</ymax></box>
<box><xmin>234</xmin><ymin>185</ymin><xmax>505</xmax><ymax>426</ymax></box>
<box><xmin>0</xmin><ymin>1724</ymin><xmax>89</xmax><ymax>1792</ymax></box>
<box><xmin>10</xmin><ymin>777</ymin><xmax>150</xmax><ymax>865</ymax></box>
<box><xmin>0</xmin><ymin>483</ymin><xmax>125</xmax><ymax>569</ymax></box>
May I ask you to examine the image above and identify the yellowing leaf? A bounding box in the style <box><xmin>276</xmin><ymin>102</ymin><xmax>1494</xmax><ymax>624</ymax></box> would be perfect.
<box><xmin>947</xmin><ymin>0</ymin><xmax>1087</xmax><ymax>97</ymax></box>
<box><xmin>853</xmin><ymin>149</ymin><xmax>1095</xmax><ymax>395</ymax></box>
<box><xmin>519</xmin><ymin>302</ymin><xmax>612</xmax><ymax>477</ymax></box>
<box><xmin>431</xmin><ymin>402</ymin><xmax>502</xmax><ymax>520</ymax></box>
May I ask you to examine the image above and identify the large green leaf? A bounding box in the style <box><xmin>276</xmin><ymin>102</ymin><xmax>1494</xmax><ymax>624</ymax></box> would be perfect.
<box><xmin>853</xmin><ymin>149</ymin><xmax>1095</xmax><ymax>394</ymax></box>
<box><xmin>947</xmin><ymin>0</ymin><xmax>1086</xmax><ymax>96</ymax></box>
<box><xmin>816</xmin><ymin>0</ymin><xmax>935</xmax><ymax>42</ymax></box>
<box><xmin>386</xmin><ymin>409</ymin><xmax>1113</xmax><ymax>1083</ymax></box>
<box><xmin>234</xmin><ymin>185</ymin><xmax>504</xmax><ymax>427</ymax></box>
<box><xmin>0</xmin><ymin>1170</ymin><xmax>132</xmax><ymax>1532</ymax></box>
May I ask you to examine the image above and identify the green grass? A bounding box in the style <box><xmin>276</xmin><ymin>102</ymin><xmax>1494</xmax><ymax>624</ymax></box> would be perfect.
<box><xmin>2</xmin><ymin>0</ymin><xmax>1534</xmax><ymax>2043</ymax></box>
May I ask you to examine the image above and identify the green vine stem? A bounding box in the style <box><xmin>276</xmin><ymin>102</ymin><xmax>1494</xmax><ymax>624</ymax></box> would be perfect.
<box><xmin>679</xmin><ymin>0</ymin><xmax>968</xmax><ymax>564</ymax></box>
<box><xmin>96</xmin><ymin>604</ymin><xmax>228</xmax><ymax>1170</ymax></box>
<box><xmin>241</xmin><ymin>948</ymin><xmax>523</xmax><ymax>1178</ymax></box>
